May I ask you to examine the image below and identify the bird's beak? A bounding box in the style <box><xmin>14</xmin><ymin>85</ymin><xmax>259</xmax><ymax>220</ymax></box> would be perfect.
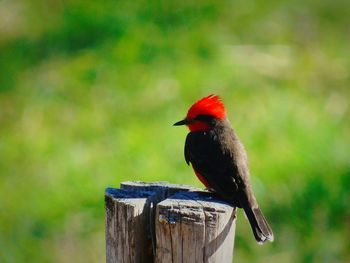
<box><xmin>173</xmin><ymin>119</ymin><xmax>189</xmax><ymax>126</ymax></box>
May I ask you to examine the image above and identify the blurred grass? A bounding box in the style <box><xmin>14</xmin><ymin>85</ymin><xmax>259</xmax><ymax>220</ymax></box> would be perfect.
<box><xmin>0</xmin><ymin>0</ymin><xmax>350</xmax><ymax>262</ymax></box>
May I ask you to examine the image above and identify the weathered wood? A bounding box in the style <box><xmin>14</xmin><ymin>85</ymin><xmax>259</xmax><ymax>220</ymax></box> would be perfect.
<box><xmin>105</xmin><ymin>182</ymin><xmax>236</xmax><ymax>263</ymax></box>
<box><xmin>120</xmin><ymin>181</ymin><xmax>196</xmax><ymax>256</ymax></box>
<box><xmin>155</xmin><ymin>191</ymin><xmax>236</xmax><ymax>263</ymax></box>
<box><xmin>105</xmin><ymin>182</ymin><xmax>194</xmax><ymax>263</ymax></box>
<box><xmin>105</xmin><ymin>188</ymin><xmax>154</xmax><ymax>263</ymax></box>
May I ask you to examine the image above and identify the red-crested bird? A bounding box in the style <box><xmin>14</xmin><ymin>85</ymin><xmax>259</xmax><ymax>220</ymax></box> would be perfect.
<box><xmin>174</xmin><ymin>94</ymin><xmax>274</xmax><ymax>244</ymax></box>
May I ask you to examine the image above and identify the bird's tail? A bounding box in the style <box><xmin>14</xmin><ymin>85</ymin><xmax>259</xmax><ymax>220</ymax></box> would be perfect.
<box><xmin>243</xmin><ymin>205</ymin><xmax>274</xmax><ymax>244</ymax></box>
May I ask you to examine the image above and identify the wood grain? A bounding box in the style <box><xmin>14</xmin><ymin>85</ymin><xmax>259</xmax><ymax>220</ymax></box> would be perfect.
<box><xmin>105</xmin><ymin>182</ymin><xmax>236</xmax><ymax>263</ymax></box>
<box><xmin>155</xmin><ymin>191</ymin><xmax>236</xmax><ymax>263</ymax></box>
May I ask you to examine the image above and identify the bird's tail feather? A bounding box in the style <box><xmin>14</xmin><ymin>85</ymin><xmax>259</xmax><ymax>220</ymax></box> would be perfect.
<box><xmin>243</xmin><ymin>205</ymin><xmax>274</xmax><ymax>244</ymax></box>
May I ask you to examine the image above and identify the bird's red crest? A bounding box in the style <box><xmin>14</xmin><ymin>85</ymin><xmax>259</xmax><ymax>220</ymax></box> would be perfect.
<box><xmin>187</xmin><ymin>94</ymin><xmax>226</xmax><ymax>120</ymax></box>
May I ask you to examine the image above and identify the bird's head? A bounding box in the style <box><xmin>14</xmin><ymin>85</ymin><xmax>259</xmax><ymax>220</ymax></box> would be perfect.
<box><xmin>174</xmin><ymin>94</ymin><xmax>226</xmax><ymax>132</ymax></box>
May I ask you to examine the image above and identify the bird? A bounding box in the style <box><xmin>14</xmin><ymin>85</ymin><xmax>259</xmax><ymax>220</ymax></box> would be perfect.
<box><xmin>173</xmin><ymin>94</ymin><xmax>274</xmax><ymax>244</ymax></box>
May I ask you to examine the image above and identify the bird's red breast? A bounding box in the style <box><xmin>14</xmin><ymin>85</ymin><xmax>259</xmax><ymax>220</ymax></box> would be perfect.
<box><xmin>193</xmin><ymin>168</ymin><xmax>211</xmax><ymax>189</ymax></box>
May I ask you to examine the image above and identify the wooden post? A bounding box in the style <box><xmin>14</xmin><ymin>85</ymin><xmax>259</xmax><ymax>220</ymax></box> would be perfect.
<box><xmin>105</xmin><ymin>187</ymin><xmax>153</xmax><ymax>263</ymax></box>
<box><xmin>155</xmin><ymin>191</ymin><xmax>236</xmax><ymax>263</ymax></box>
<box><xmin>105</xmin><ymin>182</ymin><xmax>236</xmax><ymax>263</ymax></box>
<box><xmin>105</xmin><ymin>182</ymin><xmax>193</xmax><ymax>263</ymax></box>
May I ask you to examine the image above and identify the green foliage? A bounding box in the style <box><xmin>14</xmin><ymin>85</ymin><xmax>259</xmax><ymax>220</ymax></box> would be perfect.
<box><xmin>0</xmin><ymin>0</ymin><xmax>349</xmax><ymax>262</ymax></box>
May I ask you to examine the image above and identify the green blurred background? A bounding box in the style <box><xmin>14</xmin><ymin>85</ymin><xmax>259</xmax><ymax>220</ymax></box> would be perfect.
<box><xmin>0</xmin><ymin>0</ymin><xmax>349</xmax><ymax>262</ymax></box>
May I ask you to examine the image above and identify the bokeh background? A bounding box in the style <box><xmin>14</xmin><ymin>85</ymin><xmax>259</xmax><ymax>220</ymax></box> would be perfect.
<box><xmin>1</xmin><ymin>0</ymin><xmax>349</xmax><ymax>262</ymax></box>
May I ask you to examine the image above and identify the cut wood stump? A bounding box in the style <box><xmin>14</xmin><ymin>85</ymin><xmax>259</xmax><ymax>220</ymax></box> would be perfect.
<box><xmin>105</xmin><ymin>181</ymin><xmax>236</xmax><ymax>263</ymax></box>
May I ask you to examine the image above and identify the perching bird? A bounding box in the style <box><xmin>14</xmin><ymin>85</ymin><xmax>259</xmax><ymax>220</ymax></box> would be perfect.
<box><xmin>174</xmin><ymin>94</ymin><xmax>274</xmax><ymax>244</ymax></box>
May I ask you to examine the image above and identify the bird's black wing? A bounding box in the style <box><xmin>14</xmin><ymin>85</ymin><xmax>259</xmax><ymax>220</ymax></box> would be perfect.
<box><xmin>184</xmin><ymin>130</ymin><xmax>240</xmax><ymax>203</ymax></box>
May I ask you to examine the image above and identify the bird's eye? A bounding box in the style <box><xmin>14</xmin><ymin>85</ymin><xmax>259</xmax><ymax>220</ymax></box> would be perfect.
<box><xmin>194</xmin><ymin>115</ymin><xmax>203</xmax><ymax>121</ymax></box>
<box><xmin>195</xmin><ymin>115</ymin><xmax>212</xmax><ymax>122</ymax></box>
